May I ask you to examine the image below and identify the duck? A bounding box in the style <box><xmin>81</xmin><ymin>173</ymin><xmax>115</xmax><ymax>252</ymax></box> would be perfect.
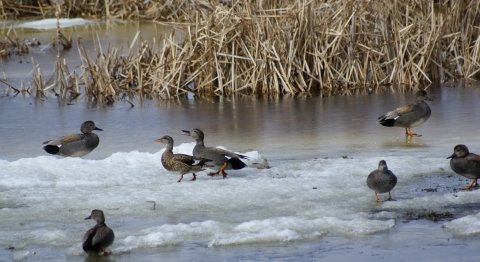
<box><xmin>377</xmin><ymin>90</ymin><xmax>432</xmax><ymax>137</ymax></box>
<box><xmin>155</xmin><ymin>135</ymin><xmax>210</xmax><ymax>182</ymax></box>
<box><xmin>366</xmin><ymin>160</ymin><xmax>397</xmax><ymax>202</ymax></box>
<box><xmin>82</xmin><ymin>209</ymin><xmax>115</xmax><ymax>256</ymax></box>
<box><xmin>182</xmin><ymin>128</ymin><xmax>247</xmax><ymax>179</ymax></box>
<box><xmin>43</xmin><ymin>121</ymin><xmax>102</xmax><ymax>157</ymax></box>
<box><xmin>447</xmin><ymin>144</ymin><xmax>480</xmax><ymax>190</ymax></box>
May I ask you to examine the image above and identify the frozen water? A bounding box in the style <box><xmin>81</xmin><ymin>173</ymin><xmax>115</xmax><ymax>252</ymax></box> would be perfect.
<box><xmin>15</xmin><ymin>18</ymin><xmax>93</xmax><ymax>30</ymax></box>
<box><xmin>444</xmin><ymin>211</ymin><xmax>480</xmax><ymax>236</ymax></box>
<box><xmin>12</xmin><ymin>250</ymin><xmax>30</xmax><ymax>261</ymax></box>
<box><xmin>0</xmin><ymin>148</ymin><xmax>455</xmax><ymax>252</ymax></box>
<box><xmin>1</xmin><ymin>83</ymin><xmax>480</xmax><ymax>261</ymax></box>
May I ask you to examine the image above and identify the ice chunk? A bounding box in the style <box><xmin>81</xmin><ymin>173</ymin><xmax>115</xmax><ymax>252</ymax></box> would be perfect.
<box><xmin>15</xmin><ymin>18</ymin><xmax>93</xmax><ymax>30</ymax></box>
<box><xmin>444</xmin><ymin>212</ymin><xmax>480</xmax><ymax>236</ymax></box>
<box><xmin>12</xmin><ymin>251</ymin><xmax>29</xmax><ymax>261</ymax></box>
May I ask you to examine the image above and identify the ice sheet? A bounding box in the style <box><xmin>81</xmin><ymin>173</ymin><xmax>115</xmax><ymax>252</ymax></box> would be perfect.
<box><xmin>15</xmin><ymin>18</ymin><xmax>93</xmax><ymax>30</ymax></box>
<box><xmin>0</xmin><ymin>142</ymin><xmax>475</xmax><ymax>256</ymax></box>
<box><xmin>444</xmin><ymin>212</ymin><xmax>480</xmax><ymax>236</ymax></box>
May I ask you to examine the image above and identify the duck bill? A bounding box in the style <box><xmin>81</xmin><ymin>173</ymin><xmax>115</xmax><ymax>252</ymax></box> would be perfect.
<box><xmin>447</xmin><ymin>153</ymin><xmax>455</xmax><ymax>159</ymax></box>
<box><xmin>426</xmin><ymin>97</ymin><xmax>433</xmax><ymax>101</ymax></box>
<box><xmin>181</xmin><ymin>130</ymin><xmax>191</xmax><ymax>136</ymax></box>
<box><xmin>84</xmin><ymin>215</ymin><xmax>92</xmax><ymax>220</ymax></box>
<box><xmin>95</xmin><ymin>127</ymin><xmax>103</xmax><ymax>131</ymax></box>
<box><xmin>154</xmin><ymin>139</ymin><xmax>163</xmax><ymax>143</ymax></box>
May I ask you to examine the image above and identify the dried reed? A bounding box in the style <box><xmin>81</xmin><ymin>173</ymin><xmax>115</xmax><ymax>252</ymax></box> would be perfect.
<box><xmin>0</xmin><ymin>0</ymin><xmax>215</xmax><ymax>20</ymax></box>
<box><xmin>148</xmin><ymin>0</ymin><xmax>480</xmax><ymax>96</ymax></box>
<box><xmin>3</xmin><ymin>0</ymin><xmax>480</xmax><ymax>100</ymax></box>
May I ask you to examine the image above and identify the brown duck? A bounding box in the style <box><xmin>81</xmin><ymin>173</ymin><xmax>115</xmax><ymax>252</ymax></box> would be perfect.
<box><xmin>155</xmin><ymin>135</ymin><xmax>209</xmax><ymax>182</ymax></box>
<box><xmin>82</xmin><ymin>209</ymin><xmax>114</xmax><ymax>255</ymax></box>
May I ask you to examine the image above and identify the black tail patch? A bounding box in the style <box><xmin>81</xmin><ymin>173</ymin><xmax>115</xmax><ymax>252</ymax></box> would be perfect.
<box><xmin>228</xmin><ymin>158</ymin><xmax>246</xmax><ymax>170</ymax></box>
<box><xmin>43</xmin><ymin>145</ymin><xmax>60</xmax><ymax>155</ymax></box>
<box><xmin>378</xmin><ymin>118</ymin><xmax>396</xmax><ymax>127</ymax></box>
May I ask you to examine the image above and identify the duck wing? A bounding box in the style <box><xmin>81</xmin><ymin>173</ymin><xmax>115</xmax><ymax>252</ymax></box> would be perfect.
<box><xmin>171</xmin><ymin>154</ymin><xmax>196</xmax><ymax>165</ymax></box>
<box><xmin>170</xmin><ymin>154</ymin><xmax>212</xmax><ymax>166</ymax></box>
<box><xmin>210</xmin><ymin>147</ymin><xmax>248</xmax><ymax>159</ymax></box>
<box><xmin>43</xmin><ymin>133</ymin><xmax>86</xmax><ymax>146</ymax></box>
<box><xmin>466</xmin><ymin>153</ymin><xmax>480</xmax><ymax>167</ymax></box>
<box><xmin>378</xmin><ymin>104</ymin><xmax>416</xmax><ymax>121</ymax></box>
<box><xmin>82</xmin><ymin>227</ymin><xmax>96</xmax><ymax>246</ymax></box>
<box><xmin>392</xmin><ymin>104</ymin><xmax>417</xmax><ymax>115</ymax></box>
<box><xmin>92</xmin><ymin>226</ymin><xmax>114</xmax><ymax>246</ymax></box>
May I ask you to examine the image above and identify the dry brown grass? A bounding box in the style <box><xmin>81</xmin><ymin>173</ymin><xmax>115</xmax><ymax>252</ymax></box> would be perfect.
<box><xmin>164</xmin><ymin>0</ymin><xmax>480</xmax><ymax>96</ymax></box>
<box><xmin>3</xmin><ymin>0</ymin><xmax>480</xmax><ymax>101</ymax></box>
<box><xmin>0</xmin><ymin>0</ymin><xmax>215</xmax><ymax>20</ymax></box>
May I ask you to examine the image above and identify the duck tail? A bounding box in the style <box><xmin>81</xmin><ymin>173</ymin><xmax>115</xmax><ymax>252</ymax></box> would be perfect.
<box><xmin>43</xmin><ymin>145</ymin><xmax>60</xmax><ymax>155</ymax></box>
<box><xmin>377</xmin><ymin>116</ymin><xmax>396</xmax><ymax>127</ymax></box>
<box><xmin>228</xmin><ymin>158</ymin><xmax>246</xmax><ymax>170</ymax></box>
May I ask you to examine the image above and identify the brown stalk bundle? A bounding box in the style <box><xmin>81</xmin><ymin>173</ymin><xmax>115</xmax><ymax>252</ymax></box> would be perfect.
<box><xmin>76</xmin><ymin>32</ymin><xmax>168</xmax><ymax>101</ymax></box>
<box><xmin>7</xmin><ymin>0</ymin><xmax>480</xmax><ymax>100</ymax></box>
<box><xmin>151</xmin><ymin>0</ymin><xmax>480</xmax><ymax>96</ymax></box>
<box><xmin>0</xmin><ymin>0</ymin><xmax>214</xmax><ymax>20</ymax></box>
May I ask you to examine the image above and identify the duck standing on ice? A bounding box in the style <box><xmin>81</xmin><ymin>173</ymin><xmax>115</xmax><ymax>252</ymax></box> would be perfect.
<box><xmin>42</xmin><ymin>121</ymin><xmax>102</xmax><ymax>157</ymax></box>
<box><xmin>377</xmin><ymin>90</ymin><xmax>432</xmax><ymax>137</ymax></box>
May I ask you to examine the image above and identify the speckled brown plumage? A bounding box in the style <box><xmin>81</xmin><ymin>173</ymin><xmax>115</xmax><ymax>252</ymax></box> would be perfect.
<box><xmin>155</xmin><ymin>135</ymin><xmax>208</xmax><ymax>182</ymax></box>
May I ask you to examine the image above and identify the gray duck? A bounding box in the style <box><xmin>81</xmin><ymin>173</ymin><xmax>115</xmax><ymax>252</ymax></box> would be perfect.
<box><xmin>447</xmin><ymin>144</ymin><xmax>480</xmax><ymax>190</ymax></box>
<box><xmin>43</xmin><ymin>121</ymin><xmax>102</xmax><ymax>157</ymax></box>
<box><xmin>82</xmin><ymin>209</ymin><xmax>115</xmax><ymax>255</ymax></box>
<box><xmin>377</xmin><ymin>90</ymin><xmax>432</xmax><ymax>137</ymax></box>
<box><xmin>182</xmin><ymin>128</ymin><xmax>247</xmax><ymax>179</ymax></box>
<box><xmin>366</xmin><ymin>160</ymin><xmax>397</xmax><ymax>202</ymax></box>
<box><xmin>155</xmin><ymin>135</ymin><xmax>209</xmax><ymax>182</ymax></box>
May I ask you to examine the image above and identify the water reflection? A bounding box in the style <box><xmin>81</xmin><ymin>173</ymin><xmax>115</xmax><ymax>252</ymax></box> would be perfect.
<box><xmin>381</xmin><ymin>136</ymin><xmax>431</xmax><ymax>149</ymax></box>
<box><xmin>84</xmin><ymin>254</ymin><xmax>114</xmax><ymax>262</ymax></box>
<box><xmin>2</xmin><ymin>82</ymin><xmax>480</xmax><ymax>163</ymax></box>
<box><xmin>1</xmin><ymin>20</ymin><xmax>180</xmax><ymax>82</ymax></box>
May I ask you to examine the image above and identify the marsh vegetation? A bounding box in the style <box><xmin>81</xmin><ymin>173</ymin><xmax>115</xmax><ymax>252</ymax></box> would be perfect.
<box><xmin>1</xmin><ymin>0</ymin><xmax>480</xmax><ymax>102</ymax></box>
